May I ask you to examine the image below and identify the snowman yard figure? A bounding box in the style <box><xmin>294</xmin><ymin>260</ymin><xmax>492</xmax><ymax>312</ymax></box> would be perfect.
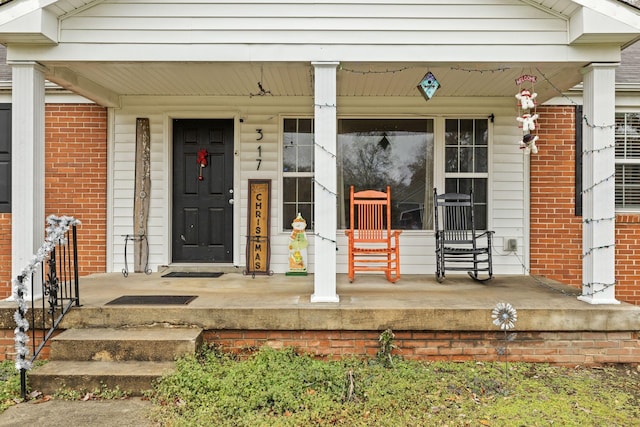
<box><xmin>287</xmin><ymin>213</ymin><xmax>309</xmax><ymax>275</ymax></box>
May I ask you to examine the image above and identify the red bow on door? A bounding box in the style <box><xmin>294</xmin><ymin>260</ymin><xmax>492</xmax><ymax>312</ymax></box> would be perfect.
<box><xmin>197</xmin><ymin>149</ymin><xmax>208</xmax><ymax>181</ymax></box>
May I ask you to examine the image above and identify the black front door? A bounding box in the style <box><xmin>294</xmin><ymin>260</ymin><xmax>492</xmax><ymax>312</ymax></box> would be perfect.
<box><xmin>172</xmin><ymin>119</ymin><xmax>234</xmax><ymax>262</ymax></box>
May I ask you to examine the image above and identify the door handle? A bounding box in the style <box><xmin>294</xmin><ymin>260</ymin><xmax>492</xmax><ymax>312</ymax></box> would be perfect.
<box><xmin>228</xmin><ymin>199</ymin><xmax>234</xmax><ymax>205</ymax></box>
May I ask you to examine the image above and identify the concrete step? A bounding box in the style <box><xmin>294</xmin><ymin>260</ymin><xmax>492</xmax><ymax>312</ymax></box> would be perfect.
<box><xmin>28</xmin><ymin>360</ymin><xmax>175</xmax><ymax>396</ymax></box>
<box><xmin>50</xmin><ymin>327</ymin><xmax>203</xmax><ymax>362</ymax></box>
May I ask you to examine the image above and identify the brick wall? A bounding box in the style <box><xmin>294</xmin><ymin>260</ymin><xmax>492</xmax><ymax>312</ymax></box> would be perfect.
<box><xmin>530</xmin><ymin>106</ymin><xmax>583</xmax><ymax>286</ymax></box>
<box><xmin>0</xmin><ymin>104</ymin><xmax>108</xmax><ymax>300</ymax></box>
<box><xmin>203</xmin><ymin>330</ymin><xmax>640</xmax><ymax>365</ymax></box>
<box><xmin>531</xmin><ymin>106</ymin><xmax>640</xmax><ymax>305</ymax></box>
<box><xmin>44</xmin><ymin>104</ymin><xmax>108</xmax><ymax>279</ymax></box>
<box><xmin>615</xmin><ymin>214</ymin><xmax>640</xmax><ymax>304</ymax></box>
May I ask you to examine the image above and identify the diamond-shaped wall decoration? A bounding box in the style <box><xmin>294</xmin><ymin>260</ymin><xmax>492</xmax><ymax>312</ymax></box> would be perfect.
<box><xmin>417</xmin><ymin>71</ymin><xmax>440</xmax><ymax>101</ymax></box>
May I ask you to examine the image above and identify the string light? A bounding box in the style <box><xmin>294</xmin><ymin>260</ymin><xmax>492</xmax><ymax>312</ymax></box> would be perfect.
<box><xmin>312</xmin><ymin>178</ymin><xmax>337</xmax><ymax>197</ymax></box>
<box><xmin>313</xmin><ymin>232</ymin><xmax>337</xmax><ymax>244</ymax></box>
<box><xmin>582</xmin><ymin>244</ymin><xmax>615</xmax><ymax>258</ymax></box>
<box><xmin>510</xmin><ymin>249</ymin><xmax>617</xmax><ymax>298</ymax></box>
<box><xmin>582</xmin><ymin>115</ymin><xmax>616</xmax><ymax>129</ymax></box>
<box><xmin>313</xmin><ymin>140</ymin><xmax>336</xmax><ymax>158</ymax></box>
<box><xmin>313</xmin><ymin>103</ymin><xmax>336</xmax><ymax>109</ymax></box>
<box><xmin>580</xmin><ymin>173</ymin><xmax>615</xmax><ymax>194</ymax></box>
<box><xmin>583</xmin><ymin>143</ymin><xmax>616</xmax><ymax>155</ymax></box>
<box><xmin>339</xmin><ymin>66</ymin><xmax>411</xmax><ymax>75</ymax></box>
<box><xmin>450</xmin><ymin>65</ymin><xmax>510</xmax><ymax>73</ymax></box>
<box><xmin>583</xmin><ymin>216</ymin><xmax>615</xmax><ymax>224</ymax></box>
<box><xmin>535</xmin><ymin>67</ymin><xmax>616</xmax><ymax>130</ymax></box>
<box><xmin>580</xmin><ymin>281</ymin><xmax>617</xmax><ymax>297</ymax></box>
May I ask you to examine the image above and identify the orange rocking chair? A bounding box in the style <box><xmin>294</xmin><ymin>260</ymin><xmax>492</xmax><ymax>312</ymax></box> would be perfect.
<box><xmin>345</xmin><ymin>186</ymin><xmax>402</xmax><ymax>283</ymax></box>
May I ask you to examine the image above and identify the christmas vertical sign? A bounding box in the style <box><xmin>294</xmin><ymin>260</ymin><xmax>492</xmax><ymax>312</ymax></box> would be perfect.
<box><xmin>245</xmin><ymin>179</ymin><xmax>271</xmax><ymax>275</ymax></box>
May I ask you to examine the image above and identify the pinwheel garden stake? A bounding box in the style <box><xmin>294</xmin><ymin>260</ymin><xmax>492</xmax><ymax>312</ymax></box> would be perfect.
<box><xmin>491</xmin><ymin>302</ymin><xmax>518</xmax><ymax>389</ymax></box>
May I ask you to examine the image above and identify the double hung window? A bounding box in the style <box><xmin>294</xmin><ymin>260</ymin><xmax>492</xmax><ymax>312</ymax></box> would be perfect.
<box><xmin>282</xmin><ymin>118</ymin><xmax>314</xmax><ymax>230</ymax></box>
<box><xmin>615</xmin><ymin>112</ymin><xmax>640</xmax><ymax>210</ymax></box>
<box><xmin>444</xmin><ymin>119</ymin><xmax>489</xmax><ymax>230</ymax></box>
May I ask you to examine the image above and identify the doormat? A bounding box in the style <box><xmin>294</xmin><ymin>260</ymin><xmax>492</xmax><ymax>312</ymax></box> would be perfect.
<box><xmin>106</xmin><ymin>295</ymin><xmax>197</xmax><ymax>305</ymax></box>
<box><xmin>161</xmin><ymin>272</ymin><xmax>223</xmax><ymax>278</ymax></box>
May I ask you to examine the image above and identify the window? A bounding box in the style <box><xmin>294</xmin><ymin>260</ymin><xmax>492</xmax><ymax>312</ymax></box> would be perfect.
<box><xmin>337</xmin><ymin>119</ymin><xmax>434</xmax><ymax>230</ymax></box>
<box><xmin>0</xmin><ymin>104</ymin><xmax>10</xmax><ymax>213</ymax></box>
<box><xmin>444</xmin><ymin>118</ymin><xmax>489</xmax><ymax>230</ymax></box>
<box><xmin>615</xmin><ymin>112</ymin><xmax>640</xmax><ymax>210</ymax></box>
<box><xmin>282</xmin><ymin>118</ymin><xmax>314</xmax><ymax>230</ymax></box>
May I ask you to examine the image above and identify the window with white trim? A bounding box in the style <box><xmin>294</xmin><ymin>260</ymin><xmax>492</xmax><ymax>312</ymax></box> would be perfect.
<box><xmin>615</xmin><ymin>112</ymin><xmax>640</xmax><ymax>210</ymax></box>
<box><xmin>444</xmin><ymin>118</ymin><xmax>489</xmax><ymax>230</ymax></box>
<box><xmin>282</xmin><ymin>118</ymin><xmax>314</xmax><ymax>230</ymax></box>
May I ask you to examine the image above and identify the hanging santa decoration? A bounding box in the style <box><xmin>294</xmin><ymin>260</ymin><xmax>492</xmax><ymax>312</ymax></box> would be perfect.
<box><xmin>197</xmin><ymin>149</ymin><xmax>208</xmax><ymax>181</ymax></box>
<box><xmin>515</xmin><ymin>75</ymin><xmax>539</xmax><ymax>154</ymax></box>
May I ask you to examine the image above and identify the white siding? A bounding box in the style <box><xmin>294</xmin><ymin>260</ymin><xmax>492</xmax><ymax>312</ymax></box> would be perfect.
<box><xmin>110</xmin><ymin>94</ymin><xmax>528</xmax><ymax>276</ymax></box>
<box><xmin>60</xmin><ymin>0</ymin><xmax>567</xmax><ymax>47</ymax></box>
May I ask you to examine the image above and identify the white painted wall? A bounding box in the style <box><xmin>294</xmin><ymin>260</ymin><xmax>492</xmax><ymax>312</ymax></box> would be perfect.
<box><xmin>109</xmin><ymin>95</ymin><xmax>527</xmax><ymax>276</ymax></box>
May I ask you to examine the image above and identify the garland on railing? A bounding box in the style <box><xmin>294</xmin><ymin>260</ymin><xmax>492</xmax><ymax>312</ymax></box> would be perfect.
<box><xmin>13</xmin><ymin>215</ymin><xmax>80</xmax><ymax>371</ymax></box>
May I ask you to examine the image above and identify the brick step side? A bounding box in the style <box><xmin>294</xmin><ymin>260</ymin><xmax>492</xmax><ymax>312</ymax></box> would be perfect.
<box><xmin>28</xmin><ymin>361</ymin><xmax>176</xmax><ymax>396</ymax></box>
<box><xmin>50</xmin><ymin>327</ymin><xmax>203</xmax><ymax>361</ymax></box>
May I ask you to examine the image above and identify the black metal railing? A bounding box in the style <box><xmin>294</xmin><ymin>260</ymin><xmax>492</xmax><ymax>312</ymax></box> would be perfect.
<box><xmin>14</xmin><ymin>216</ymin><xmax>80</xmax><ymax>398</ymax></box>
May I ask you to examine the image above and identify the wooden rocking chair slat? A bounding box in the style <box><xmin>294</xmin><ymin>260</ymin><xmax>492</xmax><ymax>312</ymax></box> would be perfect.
<box><xmin>345</xmin><ymin>185</ymin><xmax>402</xmax><ymax>283</ymax></box>
<box><xmin>434</xmin><ymin>188</ymin><xmax>494</xmax><ymax>282</ymax></box>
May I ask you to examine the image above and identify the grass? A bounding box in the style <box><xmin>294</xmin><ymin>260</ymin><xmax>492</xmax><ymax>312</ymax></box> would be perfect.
<box><xmin>0</xmin><ymin>360</ymin><xmax>21</xmax><ymax>412</ymax></box>
<box><xmin>1</xmin><ymin>345</ymin><xmax>639</xmax><ymax>426</ymax></box>
<box><xmin>147</xmin><ymin>345</ymin><xmax>640</xmax><ymax>427</ymax></box>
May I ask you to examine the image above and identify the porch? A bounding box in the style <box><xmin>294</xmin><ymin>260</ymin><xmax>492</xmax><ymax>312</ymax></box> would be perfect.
<box><xmin>2</xmin><ymin>271</ymin><xmax>640</xmax><ymax>366</ymax></box>
<box><xmin>45</xmin><ymin>271</ymin><xmax>640</xmax><ymax>334</ymax></box>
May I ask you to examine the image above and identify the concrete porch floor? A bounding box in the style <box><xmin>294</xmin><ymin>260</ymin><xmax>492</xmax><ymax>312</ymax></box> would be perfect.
<box><xmin>32</xmin><ymin>271</ymin><xmax>640</xmax><ymax>332</ymax></box>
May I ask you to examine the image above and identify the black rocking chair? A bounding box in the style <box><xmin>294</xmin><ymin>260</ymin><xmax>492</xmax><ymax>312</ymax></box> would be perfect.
<box><xmin>434</xmin><ymin>189</ymin><xmax>494</xmax><ymax>282</ymax></box>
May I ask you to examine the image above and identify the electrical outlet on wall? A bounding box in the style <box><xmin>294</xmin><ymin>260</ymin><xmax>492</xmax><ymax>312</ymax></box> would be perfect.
<box><xmin>504</xmin><ymin>238</ymin><xmax>517</xmax><ymax>252</ymax></box>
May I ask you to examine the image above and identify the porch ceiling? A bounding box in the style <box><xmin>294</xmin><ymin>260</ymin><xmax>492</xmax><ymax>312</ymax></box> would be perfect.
<box><xmin>43</xmin><ymin>61</ymin><xmax>585</xmax><ymax>105</ymax></box>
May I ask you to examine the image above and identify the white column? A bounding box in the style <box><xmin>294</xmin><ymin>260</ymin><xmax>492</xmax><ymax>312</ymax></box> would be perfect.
<box><xmin>578</xmin><ymin>63</ymin><xmax>619</xmax><ymax>305</ymax></box>
<box><xmin>10</xmin><ymin>62</ymin><xmax>46</xmax><ymax>300</ymax></box>
<box><xmin>310</xmin><ymin>61</ymin><xmax>340</xmax><ymax>303</ymax></box>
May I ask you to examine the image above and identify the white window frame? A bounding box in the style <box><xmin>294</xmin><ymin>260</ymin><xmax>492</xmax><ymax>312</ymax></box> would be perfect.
<box><xmin>615</xmin><ymin>111</ymin><xmax>640</xmax><ymax>212</ymax></box>
<box><xmin>281</xmin><ymin>116</ymin><xmax>315</xmax><ymax>231</ymax></box>
<box><xmin>437</xmin><ymin>116</ymin><xmax>492</xmax><ymax>231</ymax></box>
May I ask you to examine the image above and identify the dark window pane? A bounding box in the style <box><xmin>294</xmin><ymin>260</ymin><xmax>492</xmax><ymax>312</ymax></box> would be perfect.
<box><xmin>459</xmin><ymin>119</ymin><xmax>474</xmax><ymax>145</ymax></box>
<box><xmin>459</xmin><ymin>147</ymin><xmax>473</xmax><ymax>173</ymax></box>
<box><xmin>475</xmin><ymin>120</ymin><xmax>488</xmax><ymax>145</ymax></box>
<box><xmin>297</xmin><ymin>146</ymin><xmax>313</xmax><ymax>172</ymax></box>
<box><xmin>475</xmin><ymin>147</ymin><xmax>488</xmax><ymax>173</ymax></box>
<box><xmin>445</xmin><ymin>119</ymin><xmax>458</xmax><ymax>145</ymax></box>
<box><xmin>283</xmin><ymin>178</ymin><xmax>296</xmax><ymax>202</ymax></box>
<box><xmin>284</xmin><ymin>118</ymin><xmax>297</xmax><ymax>133</ymax></box>
<box><xmin>338</xmin><ymin>119</ymin><xmax>433</xmax><ymax>230</ymax></box>
<box><xmin>445</xmin><ymin>147</ymin><xmax>458</xmax><ymax>173</ymax></box>
<box><xmin>283</xmin><ymin>143</ymin><xmax>296</xmax><ymax>172</ymax></box>
<box><xmin>297</xmin><ymin>177</ymin><xmax>313</xmax><ymax>202</ymax></box>
<box><xmin>283</xmin><ymin>204</ymin><xmax>298</xmax><ymax>230</ymax></box>
<box><xmin>298</xmin><ymin>118</ymin><xmax>313</xmax><ymax>134</ymax></box>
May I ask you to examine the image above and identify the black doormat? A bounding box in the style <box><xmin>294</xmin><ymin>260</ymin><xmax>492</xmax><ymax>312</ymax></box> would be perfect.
<box><xmin>161</xmin><ymin>272</ymin><xmax>223</xmax><ymax>278</ymax></box>
<box><xmin>106</xmin><ymin>295</ymin><xmax>197</xmax><ymax>305</ymax></box>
